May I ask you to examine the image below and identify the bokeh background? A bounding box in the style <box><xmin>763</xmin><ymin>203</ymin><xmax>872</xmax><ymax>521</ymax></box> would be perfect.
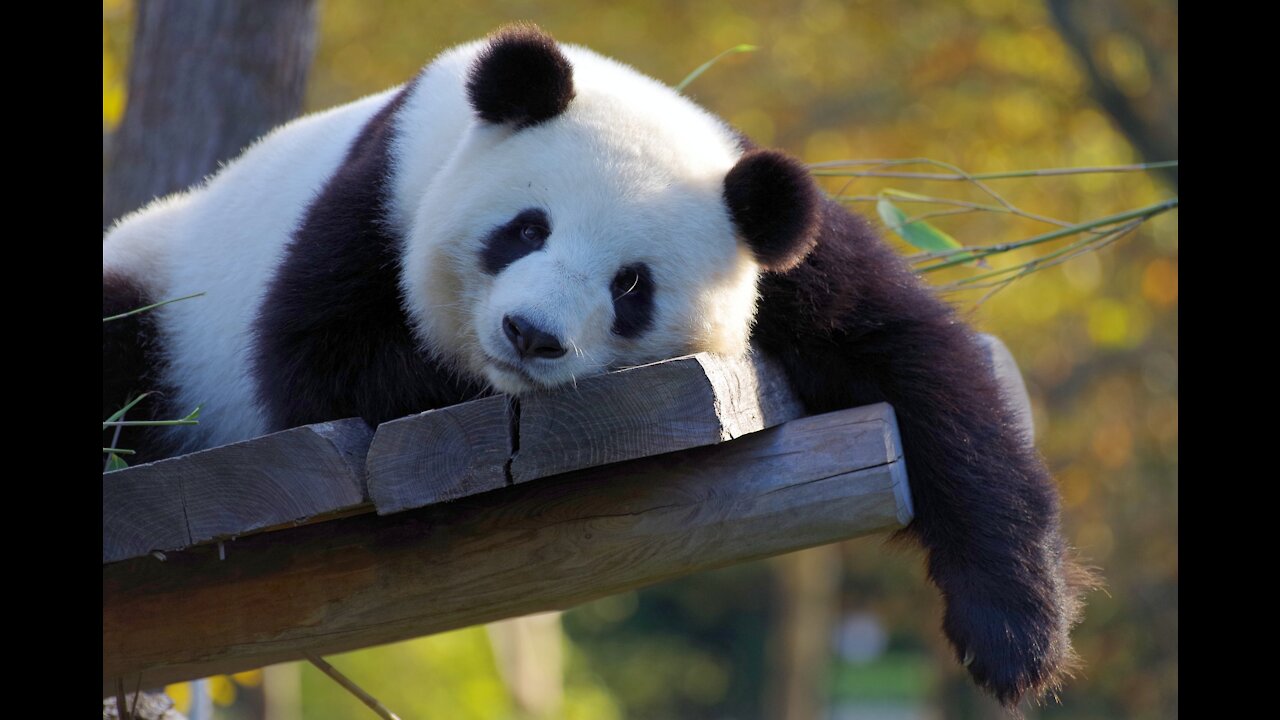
<box><xmin>102</xmin><ymin>1</ymin><xmax>1177</xmax><ymax>718</ymax></box>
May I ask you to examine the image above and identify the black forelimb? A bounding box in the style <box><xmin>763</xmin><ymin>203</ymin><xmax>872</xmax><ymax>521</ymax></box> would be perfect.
<box><xmin>752</xmin><ymin>199</ymin><xmax>1092</xmax><ymax>708</ymax></box>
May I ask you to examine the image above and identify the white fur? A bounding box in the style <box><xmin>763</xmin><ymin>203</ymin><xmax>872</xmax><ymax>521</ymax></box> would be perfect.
<box><xmin>103</xmin><ymin>38</ymin><xmax>762</xmax><ymax>449</ymax></box>
<box><xmin>398</xmin><ymin>43</ymin><xmax>759</xmax><ymax>393</ymax></box>
<box><xmin>104</xmin><ymin>89</ymin><xmax>399</xmax><ymax>451</ymax></box>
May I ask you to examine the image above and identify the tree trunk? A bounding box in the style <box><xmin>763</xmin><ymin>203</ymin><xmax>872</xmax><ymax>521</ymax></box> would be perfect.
<box><xmin>102</xmin><ymin>0</ymin><xmax>318</xmax><ymax>227</ymax></box>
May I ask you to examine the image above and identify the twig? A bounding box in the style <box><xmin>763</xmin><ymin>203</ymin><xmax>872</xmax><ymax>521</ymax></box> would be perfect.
<box><xmin>307</xmin><ymin>655</ymin><xmax>404</xmax><ymax>720</ymax></box>
<box><xmin>810</xmin><ymin>159</ymin><xmax>1178</xmax><ymax>179</ymax></box>
<box><xmin>675</xmin><ymin>44</ymin><xmax>757</xmax><ymax>92</ymax></box>
<box><xmin>916</xmin><ymin>198</ymin><xmax>1177</xmax><ymax>273</ymax></box>
<box><xmin>103</xmin><ymin>292</ymin><xmax>206</xmax><ymax>322</ymax></box>
<box><xmin>102</xmin><ymin>419</ymin><xmax>200</xmax><ymax>428</ymax></box>
<box><xmin>945</xmin><ymin>221</ymin><xmax>1142</xmax><ymax>309</ymax></box>
<box><xmin>835</xmin><ymin>192</ymin><xmax>1091</xmax><ymax>233</ymax></box>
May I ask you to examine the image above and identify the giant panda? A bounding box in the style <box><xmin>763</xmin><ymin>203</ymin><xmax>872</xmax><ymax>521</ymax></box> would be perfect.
<box><xmin>102</xmin><ymin>24</ymin><xmax>1090</xmax><ymax>709</ymax></box>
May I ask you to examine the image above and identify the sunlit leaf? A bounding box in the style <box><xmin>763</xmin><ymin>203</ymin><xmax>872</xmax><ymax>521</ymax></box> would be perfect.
<box><xmin>876</xmin><ymin>196</ymin><xmax>973</xmax><ymax>263</ymax></box>
<box><xmin>674</xmin><ymin>45</ymin><xmax>757</xmax><ymax>93</ymax></box>
<box><xmin>105</xmin><ymin>453</ymin><xmax>129</xmax><ymax>472</ymax></box>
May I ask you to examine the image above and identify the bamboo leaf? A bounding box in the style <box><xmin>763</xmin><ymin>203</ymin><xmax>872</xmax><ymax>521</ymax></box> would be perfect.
<box><xmin>876</xmin><ymin>196</ymin><xmax>975</xmax><ymax>263</ymax></box>
<box><xmin>104</xmin><ymin>392</ymin><xmax>151</xmax><ymax>428</ymax></box>
<box><xmin>675</xmin><ymin>45</ymin><xmax>757</xmax><ymax>93</ymax></box>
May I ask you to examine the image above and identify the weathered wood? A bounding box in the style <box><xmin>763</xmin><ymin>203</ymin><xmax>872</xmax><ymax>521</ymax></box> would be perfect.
<box><xmin>365</xmin><ymin>394</ymin><xmax>511</xmax><ymax>512</ymax></box>
<box><xmin>103</xmin><ymin>403</ymin><xmax>910</xmax><ymax>695</ymax></box>
<box><xmin>979</xmin><ymin>333</ymin><xmax>1034</xmax><ymax>437</ymax></box>
<box><xmin>512</xmin><ymin>351</ymin><xmax>805</xmax><ymax>482</ymax></box>
<box><xmin>103</xmin><ymin>418</ymin><xmax>373</xmax><ymax>563</ymax></box>
<box><xmin>366</xmin><ymin>351</ymin><xmax>805</xmax><ymax>514</ymax></box>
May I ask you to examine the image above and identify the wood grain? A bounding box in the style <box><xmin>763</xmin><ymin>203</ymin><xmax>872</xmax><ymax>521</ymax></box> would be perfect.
<box><xmin>365</xmin><ymin>351</ymin><xmax>807</xmax><ymax>513</ymax></box>
<box><xmin>103</xmin><ymin>403</ymin><xmax>910</xmax><ymax>695</ymax></box>
<box><xmin>364</xmin><ymin>394</ymin><xmax>512</xmax><ymax>513</ymax></box>
<box><xmin>103</xmin><ymin>418</ymin><xmax>373</xmax><ymax>563</ymax></box>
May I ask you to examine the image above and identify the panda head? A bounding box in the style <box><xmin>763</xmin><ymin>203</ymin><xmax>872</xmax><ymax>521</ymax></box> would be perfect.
<box><xmin>402</xmin><ymin>25</ymin><xmax>822</xmax><ymax>394</ymax></box>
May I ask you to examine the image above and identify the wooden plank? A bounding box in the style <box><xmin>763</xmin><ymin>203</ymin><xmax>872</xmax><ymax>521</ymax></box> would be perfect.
<box><xmin>364</xmin><ymin>394</ymin><xmax>512</xmax><ymax>512</ymax></box>
<box><xmin>103</xmin><ymin>403</ymin><xmax>910</xmax><ymax>695</ymax></box>
<box><xmin>103</xmin><ymin>418</ymin><xmax>374</xmax><ymax>564</ymax></box>
<box><xmin>366</xmin><ymin>351</ymin><xmax>806</xmax><ymax>514</ymax></box>
<box><xmin>103</xmin><ymin>463</ymin><xmax>188</xmax><ymax>565</ymax></box>
<box><xmin>979</xmin><ymin>333</ymin><xmax>1034</xmax><ymax>437</ymax></box>
<box><xmin>511</xmin><ymin>351</ymin><xmax>805</xmax><ymax>482</ymax></box>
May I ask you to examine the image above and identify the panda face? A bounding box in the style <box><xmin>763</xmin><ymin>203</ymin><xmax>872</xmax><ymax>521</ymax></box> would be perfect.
<box><xmin>397</xmin><ymin>28</ymin><xmax>819</xmax><ymax>396</ymax></box>
<box><xmin>402</xmin><ymin>101</ymin><xmax>762</xmax><ymax>394</ymax></box>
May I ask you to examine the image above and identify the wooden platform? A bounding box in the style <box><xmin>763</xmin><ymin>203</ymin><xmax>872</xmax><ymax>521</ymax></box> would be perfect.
<box><xmin>99</xmin><ymin>341</ymin><xmax>1024</xmax><ymax>696</ymax></box>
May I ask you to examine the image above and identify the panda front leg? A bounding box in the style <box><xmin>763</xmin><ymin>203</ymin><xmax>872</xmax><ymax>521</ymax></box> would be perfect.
<box><xmin>750</xmin><ymin>201</ymin><xmax>1093</xmax><ymax>709</ymax></box>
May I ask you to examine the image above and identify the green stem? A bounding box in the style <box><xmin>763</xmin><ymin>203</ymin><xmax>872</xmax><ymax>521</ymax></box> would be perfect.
<box><xmin>102</xmin><ymin>419</ymin><xmax>200</xmax><ymax>428</ymax></box>
<box><xmin>811</xmin><ymin>160</ymin><xmax>1179</xmax><ymax>179</ymax></box>
<box><xmin>103</xmin><ymin>292</ymin><xmax>206</xmax><ymax>322</ymax></box>
<box><xmin>917</xmin><ymin>198</ymin><xmax>1177</xmax><ymax>273</ymax></box>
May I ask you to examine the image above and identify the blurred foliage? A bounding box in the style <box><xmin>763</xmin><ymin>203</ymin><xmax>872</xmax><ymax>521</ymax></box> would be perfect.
<box><xmin>103</xmin><ymin>0</ymin><xmax>1176</xmax><ymax>718</ymax></box>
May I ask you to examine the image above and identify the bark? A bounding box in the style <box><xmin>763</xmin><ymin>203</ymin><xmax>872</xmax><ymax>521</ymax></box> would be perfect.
<box><xmin>103</xmin><ymin>0</ymin><xmax>318</xmax><ymax>227</ymax></box>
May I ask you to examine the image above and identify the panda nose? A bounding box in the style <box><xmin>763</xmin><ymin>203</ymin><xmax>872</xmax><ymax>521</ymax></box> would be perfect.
<box><xmin>503</xmin><ymin>314</ymin><xmax>567</xmax><ymax>360</ymax></box>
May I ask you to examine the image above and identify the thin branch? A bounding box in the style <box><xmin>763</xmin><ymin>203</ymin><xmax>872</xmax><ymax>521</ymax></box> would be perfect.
<box><xmin>116</xmin><ymin>678</ymin><xmax>129</xmax><ymax>720</ymax></box>
<box><xmin>675</xmin><ymin>44</ymin><xmax>757</xmax><ymax>92</ymax></box>
<box><xmin>307</xmin><ymin>655</ymin><xmax>403</xmax><ymax>720</ymax></box>
<box><xmin>102</xmin><ymin>419</ymin><xmax>199</xmax><ymax>428</ymax></box>
<box><xmin>810</xmin><ymin>159</ymin><xmax>1178</xmax><ymax>179</ymax></box>
<box><xmin>942</xmin><ymin>221</ymin><xmax>1141</xmax><ymax>301</ymax></box>
<box><xmin>916</xmin><ymin>198</ymin><xmax>1177</xmax><ymax>273</ymax></box>
<box><xmin>103</xmin><ymin>292</ymin><xmax>206</xmax><ymax>323</ymax></box>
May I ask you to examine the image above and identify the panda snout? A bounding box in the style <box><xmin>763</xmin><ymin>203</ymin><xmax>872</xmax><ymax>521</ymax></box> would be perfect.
<box><xmin>503</xmin><ymin>314</ymin><xmax>568</xmax><ymax>360</ymax></box>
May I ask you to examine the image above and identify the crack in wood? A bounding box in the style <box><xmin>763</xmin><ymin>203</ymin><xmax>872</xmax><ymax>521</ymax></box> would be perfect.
<box><xmin>503</xmin><ymin>395</ymin><xmax>521</xmax><ymax>487</ymax></box>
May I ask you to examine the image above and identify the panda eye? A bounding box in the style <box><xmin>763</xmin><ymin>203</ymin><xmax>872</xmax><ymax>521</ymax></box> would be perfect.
<box><xmin>481</xmin><ymin>208</ymin><xmax>551</xmax><ymax>275</ymax></box>
<box><xmin>611</xmin><ymin>267</ymin><xmax>640</xmax><ymax>299</ymax></box>
<box><xmin>610</xmin><ymin>263</ymin><xmax>654</xmax><ymax>338</ymax></box>
<box><xmin>520</xmin><ymin>223</ymin><xmax>548</xmax><ymax>248</ymax></box>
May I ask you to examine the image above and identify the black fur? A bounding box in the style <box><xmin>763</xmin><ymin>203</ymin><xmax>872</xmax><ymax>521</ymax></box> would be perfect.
<box><xmin>250</xmin><ymin>82</ymin><xmax>488</xmax><ymax>431</ymax></box>
<box><xmin>723</xmin><ymin>149</ymin><xmax>822</xmax><ymax>272</ymax></box>
<box><xmin>102</xmin><ymin>273</ymin><xmax>179</xmax><ymax>466</ymax></box>
<box><xmin>751</xmin><ymin>197</ymin><xmax>1092</xmax><ymax>708</ymax></box>
<box><xmin>610</xmin><ymin>262</ymin><xmax>654</xmax><ymax>338</ymax></box>
<box><xmin>481</xmin><ymin>208</ymin><xmax>551</xmax><ymax>275</ymax></box>
<box><xmin>466</xmin><ymin>24</ymin><xmax>575</xmax><ymax>128</ymax></box>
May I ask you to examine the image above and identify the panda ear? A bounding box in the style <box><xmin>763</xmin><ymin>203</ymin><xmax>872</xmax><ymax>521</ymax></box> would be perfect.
<box><xmin>466</xmin><ymin>24</ymin><xmax>576</xmax><ymax>128</ymax></box>
<box><xmin>723</xmin><ymin>149</ymin><xmax>823</xmax><ymax>273</ymax></box>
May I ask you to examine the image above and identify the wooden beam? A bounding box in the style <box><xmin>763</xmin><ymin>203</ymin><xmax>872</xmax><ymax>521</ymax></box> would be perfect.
<box><xmin>103</xmin><ymin>403</ymin><xmax>911</xmax><ymax>696</ymax></box>
<box><xmin>103</xmin><ymin>419</ymin><xmax>373</xmax><ymax>563</ymax></box>
<box><xmin>366</xmin><ymin>351</ymin><xmax>805</xmax><ymax>513</ymax></box>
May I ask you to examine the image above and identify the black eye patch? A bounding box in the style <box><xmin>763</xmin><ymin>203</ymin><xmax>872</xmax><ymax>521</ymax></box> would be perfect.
<box><xmin>611</xmin><ymin>262</ymin><xmax>654</xmax><ymax>338</ymax></box>
<box><xmin>481</xmin><ymin>208</ymin><xmax>551</xmax><ymax>275</ymax></box>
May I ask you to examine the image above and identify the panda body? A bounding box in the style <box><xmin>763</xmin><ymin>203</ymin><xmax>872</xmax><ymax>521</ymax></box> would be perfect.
<box><xmin>103</xmin><ymin>26</ymin><xmax>1089</xmax><ymax>708</ymax></box>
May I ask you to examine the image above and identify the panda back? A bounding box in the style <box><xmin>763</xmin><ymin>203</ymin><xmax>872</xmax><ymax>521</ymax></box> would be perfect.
<box><xmin>105</xmin><ymin>87</ymin><xmax>403</xmax><ymax>452</ymax></box>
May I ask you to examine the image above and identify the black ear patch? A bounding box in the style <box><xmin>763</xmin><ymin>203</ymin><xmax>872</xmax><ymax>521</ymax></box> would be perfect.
<box><xmin>466</xmin><ymin>24</ymin><xmax>575</xmax><ymax>128</ymax></box>
<box><xmin>724</xmin><ymin>149</ymin><xmax>823</xmax><ymax>272</ymax></box>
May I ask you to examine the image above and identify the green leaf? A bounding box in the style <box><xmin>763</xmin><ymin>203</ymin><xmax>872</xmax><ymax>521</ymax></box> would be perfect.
<box><xmin>675</xmin><ymin>45</ymin><xmax>758</xmax><ymax>93</ymax></box>
<box><xmin>105</xmin><ymin>453</ymin><xmax>129</xmax><ymax>472</ymax></box>
<box><xmin>104</xmin><ymin>392</ymin><xmax>151</xmax><ymax>428</ymax></box>
<box><xmin>876</xmin><ymin>196</ymin><xmax>963</xmax><ymax>253</ymax></box>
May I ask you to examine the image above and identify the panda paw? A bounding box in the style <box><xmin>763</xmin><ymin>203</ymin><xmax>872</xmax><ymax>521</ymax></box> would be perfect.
<box><xmin>942</xmin><ymin>589</ymin><xmax>1079</xmax><ymax>711</ymax></box>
